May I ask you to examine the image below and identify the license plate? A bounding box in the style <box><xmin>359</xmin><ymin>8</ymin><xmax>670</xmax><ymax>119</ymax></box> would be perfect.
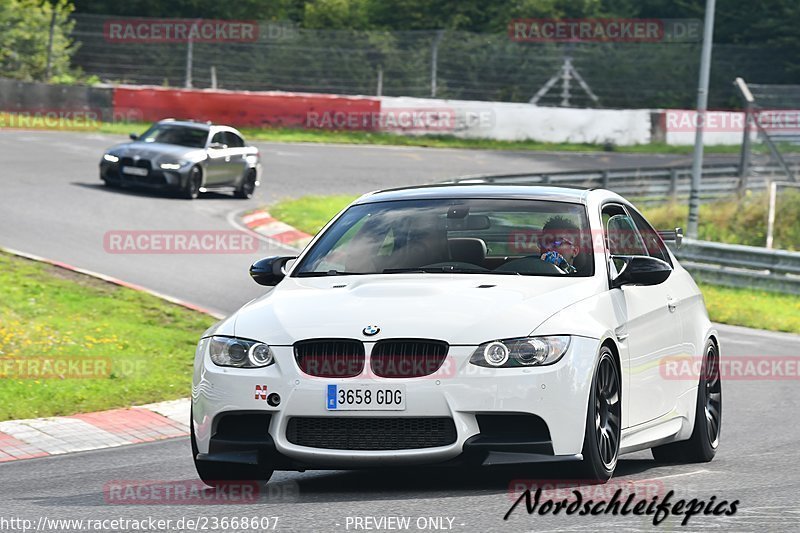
<box><xmin>326</xmin><ymin>384</ymin><xmax>406</xmax><ymax>411</ymax></box>
<box><xmin>122</xmin><ymin>166</ymin><xmax>148</xmax><ymax>176</ymax></box>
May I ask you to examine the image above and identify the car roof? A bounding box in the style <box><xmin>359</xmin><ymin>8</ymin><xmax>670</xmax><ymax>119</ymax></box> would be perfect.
<box><xmin>156</xmin><ymin>119</ymin><xmax>211</xmax><ymax>130</ymax></box>
<box><xmin>354</xmin><ymin>183</ymin><xmax>612</xmax><ymax>205</ymax></box>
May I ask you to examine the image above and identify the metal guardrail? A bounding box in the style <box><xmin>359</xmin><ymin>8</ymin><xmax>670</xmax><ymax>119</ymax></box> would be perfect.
<box><xmin>449</xmin><ymin>161</ymin><xmax>800</xmax><ymax>202</ymax></box>
<box><xmin>672</xmin><ymin>239</ymin><xmax>800</xmax><ymax>295</ymax></box>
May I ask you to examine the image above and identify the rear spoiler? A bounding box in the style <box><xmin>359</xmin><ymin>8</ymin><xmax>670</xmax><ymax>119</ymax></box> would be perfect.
<box><xmin>657</xmin><ymin>227</ymin><xmax>683</xmax><ymax>247</ymax></box>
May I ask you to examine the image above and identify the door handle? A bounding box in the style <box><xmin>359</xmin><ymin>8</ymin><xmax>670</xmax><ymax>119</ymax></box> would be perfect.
<box><xmin>667</xmin><ymin>297</ymin><xmax>677</xmax><ymax>313</ymax></box>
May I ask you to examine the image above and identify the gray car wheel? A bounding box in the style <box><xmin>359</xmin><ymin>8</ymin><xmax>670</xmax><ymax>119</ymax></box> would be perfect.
<box><xmin>235</xmin><ymin>168</ymin><xmax>257</xmax><ymax>199</ymax></box>
<box><xmin>182</xmin><ymin>166</ymin><xmax>202</xmax><ymax>200</ymax></box>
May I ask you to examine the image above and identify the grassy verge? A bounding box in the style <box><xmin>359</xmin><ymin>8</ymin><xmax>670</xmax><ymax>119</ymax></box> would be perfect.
<box><xmin>268</xmin><ymin>195</ymin><xmax>799</xmax><ymax>334</ymax></box>
<box><xmin>0</xmin><ymin>114</ymin><xmax>767</xmax><ymax>154</ymax></box>
<box><xmin>0</xmin><ymin>252</ymin><xmax>214</xmax><ymax>421</ymax></box>
<box><xmin>269</xmin><ymin>195</ymin><xmax>357</xmax><ymax>235</ymax></box>
<box><xmin>641</xmin><ymin>189</ymin><xmax>800</xmax><ymax>251</ymax></box>
<box><xmin>697</xmin><ymin>283</ymin><xmax>800</xmax><ymax>334</ymax></box>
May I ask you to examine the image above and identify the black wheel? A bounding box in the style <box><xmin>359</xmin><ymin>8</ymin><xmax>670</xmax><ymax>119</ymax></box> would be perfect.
<box><xmin>190</xmin><ymin>410</ymin><xmax>273</xmax><ymax>487</ymax></box>
<box><xmin>652</xmin><ymin>340</ymin><xmax>721</xmax><ymax>463</ymax></box>
<box><xmin>578</xmin><ymin>347</ymin><xmax>621</xmax><ymax>482</ymax></box>
<box><xmin>234</xmin><ymin>168</ymin><xmax>257</xmax><ymax>199</ymax></box>
<box><xmin>182</xmin><ymin>166</ymin><xmax>202</xmax><ymax>200</ymax></box>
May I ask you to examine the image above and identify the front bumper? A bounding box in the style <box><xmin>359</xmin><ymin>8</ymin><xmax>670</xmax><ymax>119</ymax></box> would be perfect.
<box><xmin>100</xmin><ymin>161</ymin><xmax>186</xmax><ymax>190</ymax></box>
<box><xmin>192</xmin><ymin>336</ymin><xmax>600</xmax><ymax>469</ymax></box>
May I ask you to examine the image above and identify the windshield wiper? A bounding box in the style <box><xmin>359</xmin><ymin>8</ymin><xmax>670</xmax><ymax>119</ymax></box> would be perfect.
<box><xmin>296</xmin><ymin>270</ymin><xmax>365</xmax><ymax>277</ymax></box>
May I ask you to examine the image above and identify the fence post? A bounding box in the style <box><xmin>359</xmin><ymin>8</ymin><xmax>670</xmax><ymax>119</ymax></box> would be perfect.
<box><xmin>376</xmin><ymin>65</ymin><xmax>383</xmax><ymax>96</ymax></box>
<box><xmin>431</xmin><ymin>30</ymin><xmax>444</xmax><ymax>98</ymax></box>
<box><xmin>766</xmin><ymin>180</ymin><xmax>777</xmax><ymax>249</ymax></box>
<box><xmin>601</xmin><ymin>170</ymin><xmax>610</xmax><ymax>189</ymax></box>
<box><xmin>185</xmin><ymin>37</ymin><xmax>193</xmax><ymax>89</ymax></box>
<box><xmin>668</xmin><ymin>168</ymin><xmax>679</xmax><ymax>200</ymax></box>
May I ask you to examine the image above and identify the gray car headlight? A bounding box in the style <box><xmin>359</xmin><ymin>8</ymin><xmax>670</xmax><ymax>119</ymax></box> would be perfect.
<box><xmin>159</xmin><ymin>162</ymin><xmax>183</xmax><ymax>170</ymax></box>
<box><xmin>206</xmin><ymin>336</ymin><xmax>274</xmax><ymax>368</ymax></box>
<box><xmin>469</xmin><ymin>336</ymin><xmax>570</xmax><ymax>368</ymax></box>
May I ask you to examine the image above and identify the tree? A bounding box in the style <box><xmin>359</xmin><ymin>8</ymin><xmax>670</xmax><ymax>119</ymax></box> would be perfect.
<box><xmin>0</xmin><ymin>0</ymin><xmax>76</xmax><ymax>82</ymax></box>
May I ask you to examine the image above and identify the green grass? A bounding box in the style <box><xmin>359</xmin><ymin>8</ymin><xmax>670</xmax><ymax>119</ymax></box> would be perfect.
<box><xmin>268</xmin><ymin>195</ymin><xmax>800</xmax><ymax>334</ymax></box>
<box><xmin>0</xmin><ymin>252</ymin><xmax>214</xmax><ymax>421</ymax></box>
<box><xmin>268</xmin><ymin>195</ymin><xmax>357</xmax><ymax>235</ymax></box>
<box><xmin>698</xmin><ymin>283</ymin><xmax>800</xmax><ymax>334</ymax></box>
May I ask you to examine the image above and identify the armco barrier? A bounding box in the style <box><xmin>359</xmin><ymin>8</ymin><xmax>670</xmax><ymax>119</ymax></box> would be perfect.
<box><xmin>674</xmin><ymin>239</ymin><xmax>800</xmax><ymax>295</ymax></box>
<box><xmin>111</xmin><ymin>86</ymin><xmax>380</xmax><ymax>128</ymax></box>
<box><xmin>447</xmin><ymin>162</ymin><xmax>799</xmax><ymax>201</ymax></box>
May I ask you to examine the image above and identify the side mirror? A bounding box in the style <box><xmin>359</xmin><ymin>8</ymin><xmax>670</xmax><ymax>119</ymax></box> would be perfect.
<box><xmin>611</xmin><ymin>255</ymin><xmax>672</xmax><ymax>288</ymax></box>
<box><xmin>208</xmin><ymin>142</ymin><xmax>227</xmax><ymax>150</ymax></box>
<box><xmin>129</xmin><ymin>133</ymin><xmax>139</xmax><ymax>140</ymax></box>
<box><xmin>249</xmin><ymin>256</ymin><xmax>296</xmax><ymax>286</ymax></box>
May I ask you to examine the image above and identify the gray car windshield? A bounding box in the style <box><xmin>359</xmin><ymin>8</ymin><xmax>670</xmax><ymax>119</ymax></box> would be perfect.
<box><xmin>294</xmin><ymin>198</ymin><xmax>594</xmax><ymax>277</ymax></box>
<box><xmin>139</xmin><ymin>125</ymin><xmax>208</xmax><ymax>148</ymax></box>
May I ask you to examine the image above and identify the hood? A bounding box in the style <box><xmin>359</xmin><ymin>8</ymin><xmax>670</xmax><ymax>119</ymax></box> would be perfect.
<box><xmin>232</xmin><ymin>274</ymin><xmax>603</xmax><ymax>346</ymax></box>
<box><xmin>106</xmin><ymin>142</ymin><xmax>206</xmax><ymax>164</ymax></box>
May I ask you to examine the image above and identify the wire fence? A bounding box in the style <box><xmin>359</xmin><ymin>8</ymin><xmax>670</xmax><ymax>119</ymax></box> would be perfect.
<box><xmin>69</xmin><ymin>14</ymin><xmax>796</xmax><ymax>109</ymax></box>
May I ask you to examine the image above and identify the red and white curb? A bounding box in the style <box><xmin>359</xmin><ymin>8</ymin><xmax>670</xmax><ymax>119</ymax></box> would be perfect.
<box><xmin>0</xmin><ymin>399</ymin><xmax>190</xmax><ymax>463</ymax></box>
<box><xmin>241</xmin><ymin>210</ymin><xmax>313</xmax><ymax>250</ymax></box>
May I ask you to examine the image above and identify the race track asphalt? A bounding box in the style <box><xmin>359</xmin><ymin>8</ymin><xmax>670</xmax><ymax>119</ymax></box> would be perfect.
<box><xmin>0</xmin><ymin>130</ymin><xmax>798</xmax><ymax>532</ymax></box>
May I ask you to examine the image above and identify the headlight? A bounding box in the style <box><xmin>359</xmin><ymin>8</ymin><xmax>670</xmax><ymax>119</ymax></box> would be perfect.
<box><xmin>103</xmin><ymin>153</ymin><xmax>119</xmax><ymax>163</ymax></box>
<box><xmin>206</xmin><ymin>336</ymin><xmax>274</xmax><ymax>368</ymax></box>
<box><xmin>159</xmin><ymin>162</ymin><xmax>182</xmax><ymax>170</ymax></box>
<box><xmin>469</xmin><ymin>336</ymin><xmax>570</xmax><ymax>368</ymax></box>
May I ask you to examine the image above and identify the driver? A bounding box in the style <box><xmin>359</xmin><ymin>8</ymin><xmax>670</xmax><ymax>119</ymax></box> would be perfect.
<box><xmin>539</xmin><ymin>216</ymin><xmax>581</xmax><ymax>274</ymax></box>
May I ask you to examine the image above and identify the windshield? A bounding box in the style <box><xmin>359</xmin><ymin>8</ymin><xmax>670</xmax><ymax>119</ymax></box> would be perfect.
<box><xmin>294</xmin><ymin>198</ymin><xmax>594</xmax><ymax>277</ymax></box>
<box><xmin>138</xmin><ymin>125</ymin><xmax>209</xmax><ymax>148</ymax></box>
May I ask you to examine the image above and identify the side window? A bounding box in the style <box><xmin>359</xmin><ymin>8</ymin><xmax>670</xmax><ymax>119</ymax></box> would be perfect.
<box><xmin>602</xmin><ymin>204</ymin><xmax>647</xmax><ymax>256</ymax></box>
<box><xmin>629</xmin><ymin>208</ymin><xmax>672</xmax><ymax>265</ymax></box>
<box><xmin>602</xmin><ymin>203</ymin><xmax>648</xmax><ymax>277</ymax></box>
<box><xmin>224</xmin><ymin>132</ymin><xmax>244</xmax><ymax>148</ymax></box>
<box><xmin>210</xmin><ymin>132</ymin><xmax>226</xmax><ymax>147</ymax></box>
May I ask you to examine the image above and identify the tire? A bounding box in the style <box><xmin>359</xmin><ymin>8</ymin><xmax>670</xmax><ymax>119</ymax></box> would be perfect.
<box><xmin>102</xmin><ymin>178</ymin><xmax>119</xmax><ymax>189</ymax></box>
<box><xmin>182</xmin><ymin>166</ymin><xmax>202</xmax><ymax>200</ymax></box>
<box><xmin>577</xmin><ymin>346</ymin><xmax>621</xmax><ymax>482</ymax></box>
<box><xmin>190</xmin><ymin>409</ymin><xmax>274</xmax><ymax>487</ymax></box>
<box><xmin>234</xmin><ymin>168</ymin><xmax>257</xmax><ymax>199</ymax></box>
<box><xmin>652</xmin><ymin>340</ymin><xmax>721</xmax><ymax>463</ymax></box>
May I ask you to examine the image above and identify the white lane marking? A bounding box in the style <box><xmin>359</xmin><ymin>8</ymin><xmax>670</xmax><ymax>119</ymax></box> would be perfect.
<box><xmin>645</xmin><ymin>468</ymin><xmax>712</xmax><ymax>480</ymax></box>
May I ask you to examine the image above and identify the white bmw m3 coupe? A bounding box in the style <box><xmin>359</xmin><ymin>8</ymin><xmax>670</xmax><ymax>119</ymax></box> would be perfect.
<box><xmin>191</xmin><ymin>184</ymin><xmax>722</xmax><ymax>485</ymax></box>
